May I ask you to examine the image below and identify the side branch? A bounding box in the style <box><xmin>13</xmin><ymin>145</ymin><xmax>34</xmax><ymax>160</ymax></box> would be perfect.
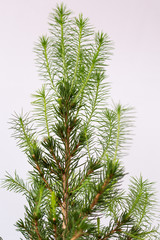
<box><xmin>101</xmin><ymin>221</ymin><xmax>123</xmax><ymax>240</ymax></box>
<box><xmin>50</xmin><ymin>149</ymin><xmax>63</xmax><ymax>172</ymax></box>
<box><xmin>60</xmin><ymin>22</ymin><xmax>67</xmax><ymax>82</ymax></box>
<box><xmin>34</xmin><ymin>219</ymin><xmax>43</xmax><ymax>240</ymax></box>
<box><xmin>71</xmin><ymin>24</ymin><xmax>82</xmax><ymax>91</ymax></box>
<box><xmin>71</xmin><ymin>176</ymin><xmax>111</xmax><ymax>240</ymax></box>
<box><xmin>35</xmin><ymin>158</ymin><xmax>63</xmax><ymax>212</ymax></box>
<box><xmin>41</xmin><ymin>37</ymin><xmax>57</xmax><ymax>93</ymax></box>
<box><xmin>34</xmin><ymin>158</ymin><xmax>52</xmax><ymax>193</ymax></box>
<box><xmin>53</xmin><ymin>222</ymin><xmax>57</xmax><ymax>240</ymax></box>
<box><xmin>90</xmin><ymin>177</ymin><xmax>110</xmax><ymax>210</ymax></box>
<box><xmin>71</xmin><ymin>160</ymin><xmax>100</xmax><ymax>194</ymax></box>
<box><xmin>73</xmin><ymin>41</ymin><xmax>102</xmax><ymax>104</ymax></box>
<box><xmin>71</xmin><ymin>229</ymin><xmax>83</xmax><ymax>240</ymax></box>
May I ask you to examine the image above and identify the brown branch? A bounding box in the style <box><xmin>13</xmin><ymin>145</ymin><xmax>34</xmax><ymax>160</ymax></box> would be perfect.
<box><xmin>35</xmin><ymin>163</ymin><xmax>53</xmax><ymax>193</ymax></box>
<box><xmin>34</xmin><ymin>219</ymin><xmax>43</xmax><ymax>240</ymax></box>
<box><xmin>61</xmin><ymin>104</ymin><xmax>82</xmax><ymax>238</ymax></box>
<box><xmin>71</xmin><ymin>229</ymin><xmax>83</xmax><ymax>240</ymax></box>
<box><xmin>53</xmin><ymin>220</ymin><xmax>57</xmax><ymax>240</ymax></box>
<box><xmin>90</xmin><ymin>177</ymin><xmax>110</xmax><ymax>210</ymax></box>
<box><xmin>48</xmin><ymin>165</ymin><xmax>59</xmax><ymax>175</ymax></box>
<box><xmin>61</xmin><ymin>109</ymin><xmax>80</xmax><ymax>237</ymax></box>
<box><xmin>33</xmin><ymin>155</ymin><xmax>63</xmax><ymax>210</ymax></box>
<box><xmin>71</xmin><ymin>160</ymin><xmax>100</xmax><ymax>194</ymax></box>
<box><xmin>71</xmin><ymin>176</ymin><xmax>111</xmax><ymax>240</ymax></box>
<box><xmin>50</xmin><ymin>150</ymin><xmax>63</xmax><ymax>172</ymax></box>
<box><xmin>101</xmin><ymin>221</ymin><xmax>123</xmax><ymax>240</ymax></box>
<box><xmin>62</xmin><ymin>173</ymin><xmax>68</xmax><ymax>230</ymax></box>
<box><xmin>32</xmin><ymin>154</ymin><xmax>53</xmax><ymax>193</ymax></box>
<box><xmin>71</xmin><ymin>211</ymin><xmax>119</xmax><ymax>240</ymax></box>
<box><xmin>62</xmin><ymin>111</ymin><xmax>70</xmax><ymax>236</ymax></box>
<box><xmin>70</xmin><ymin>143</ymin><xmax>80</xmax><ymax>157</ymax></box>
<box><xmin>22</xmin><ymin>225</ymin><xmax>33</xmax><ymax>240</ymax></box>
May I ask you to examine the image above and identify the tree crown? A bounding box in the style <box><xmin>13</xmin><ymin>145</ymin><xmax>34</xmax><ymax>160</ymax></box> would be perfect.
<box><xmin>2</xmin><ymin>3</ymin><xmax>160</xmax><ymax>240</ymax></box>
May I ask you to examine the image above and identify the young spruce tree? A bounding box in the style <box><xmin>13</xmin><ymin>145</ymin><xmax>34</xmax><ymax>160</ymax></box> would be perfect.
<box><xmin>2</xmin><ymin>3</ymin><xmax>160</xmax><ymax>240</ymax></box>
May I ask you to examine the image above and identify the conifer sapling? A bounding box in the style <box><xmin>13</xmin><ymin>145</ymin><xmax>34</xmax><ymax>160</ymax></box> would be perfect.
<box><xmin>2</xmin><ymin>3</ymin><xmax>160</xmax><ymax>240</ymax></box>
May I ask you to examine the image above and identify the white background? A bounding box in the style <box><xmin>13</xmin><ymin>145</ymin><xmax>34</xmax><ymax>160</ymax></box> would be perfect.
<box><xmin>0</xmin><ymin>0</ymin><xmax>160</xmax><ymax>239</ymax></box>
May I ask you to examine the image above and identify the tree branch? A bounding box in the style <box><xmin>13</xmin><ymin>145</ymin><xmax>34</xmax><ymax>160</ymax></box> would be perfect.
<box><xmin>71</xmin><ymin>22</ymin><xmax>82</xmax><ymax>91</ymax></box>
<box><xmin>50</xmin><ymin>149</ymin><xmax>63</xmax><ymax>172</ymax></box>
<box><xmin>71</xmin><ymin>229</ymin><xmax>83</xmax><ymax>240</ymax></box>
<box><xmin>34</xmin><ymin>219</ymin><xmax>43</xmax><ymax>240</ymax></box>
<box><xmin>73</xmin><ymin>42</ymin><xmax>102</xmax><ymax>104</ymax></box>
<box><xmin>71</xmin><ymin>160</ymin><xmax>100</xmax><ymax>194</ymax></box>
<box><xmin>53</xmin><ymin>221</ymin><xmax>57</xmax><ymax>240</ymax></box>
<box><xmin>62</xmin><ymin>110</ymin><xmax>70</xmax><ymax>235</ymax></box>
<box><xmin>101</xmin><ymin>221</ymin><xmax>123</xmax><ymax>240</ymax></box>
<box><xmin>71</xmin><ymin>176</ymin><xmax>111</xmax><ymax>240</ymax></box>
<box><xmin>90</xmin><ymin>177</ymin><xmax>110</xmax><ymax>210</ymax></box>
<box><xmin>34</xmin><ymin>159</ymin><xmax>52</xmax><ymax>193</ymax></box>
<box><xmin>42</xmin><ymin>38</ymin><xmax>57</xmax><ymax>93</ymax></box>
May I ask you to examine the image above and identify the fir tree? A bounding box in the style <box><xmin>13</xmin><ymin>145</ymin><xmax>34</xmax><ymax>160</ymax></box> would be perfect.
<box><xmin>2</xmin><ymin>3</ymin><xmax>160</xmax><ymax>240</ymax></box>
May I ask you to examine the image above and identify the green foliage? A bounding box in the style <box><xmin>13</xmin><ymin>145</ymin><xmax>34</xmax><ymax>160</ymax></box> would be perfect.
<box><xmin>2</xmin><ymin>3</ymin><xmax>160</xmax><ymax>240</ymax></box>
<box><xmin>1</xmin><ymin>171</ymin><xmax>30</xmax><ymax>196</ymax></box>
